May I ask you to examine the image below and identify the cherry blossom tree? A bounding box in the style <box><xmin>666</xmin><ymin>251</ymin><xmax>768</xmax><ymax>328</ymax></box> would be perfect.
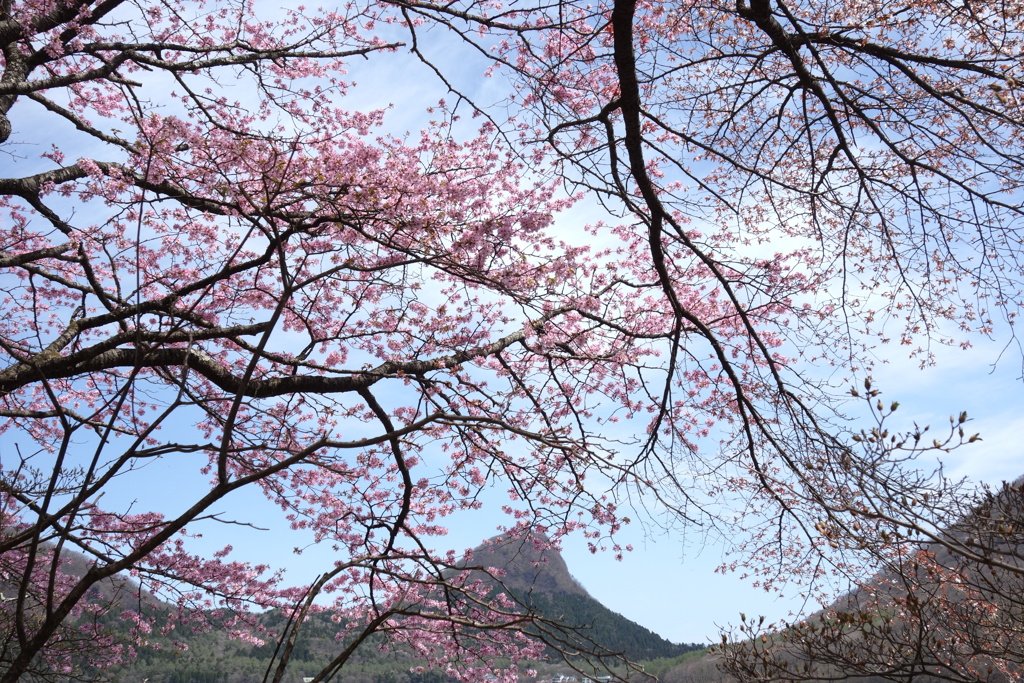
<box><xmin>0</xmin><ymin>0</ymin><xmax>792</xmax><ymax>679</ymax></box>
<box><xmin>2</xmin><ymin>0</ymin><xmax>1024</xmax><ymax>679</ymax></box>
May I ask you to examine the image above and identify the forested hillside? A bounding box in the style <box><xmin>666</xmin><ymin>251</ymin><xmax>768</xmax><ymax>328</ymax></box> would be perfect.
<box><xmin>76</xmin><ymin>534</ymin><xmax>699</xmax><ymax>682</ymax></box>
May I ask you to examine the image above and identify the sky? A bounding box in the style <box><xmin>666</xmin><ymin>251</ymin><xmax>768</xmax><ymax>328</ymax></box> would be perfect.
<box><xmin>574</xmin><ymin>335</ymin><xmax>1024</xmax><ymax>644</ymax></box>
<box><xmin>3</xmin><ymin>0</ymin><xmax>1024</xmax><ymax>652</ymax></box>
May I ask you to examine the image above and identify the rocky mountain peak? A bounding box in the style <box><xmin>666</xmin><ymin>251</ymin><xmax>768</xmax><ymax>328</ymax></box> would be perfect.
<box><xmin>466</xmin><ymin>531</ymin><xmax>592</xmax><ymax>599</ymax></box>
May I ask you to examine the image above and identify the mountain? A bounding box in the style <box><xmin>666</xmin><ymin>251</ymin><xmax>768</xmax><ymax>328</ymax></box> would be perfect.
<box><xmin>48</xmin><ymin>533</ymin><xmax>699</xmax><ymax>682</ymax></box>
<box><xmin>462</xmin><ymin>532</ymin><xmax>699</xmax><ymax>662</ymax></box>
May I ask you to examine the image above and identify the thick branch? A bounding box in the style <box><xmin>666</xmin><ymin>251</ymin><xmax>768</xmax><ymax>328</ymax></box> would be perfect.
<box><xmin>0</xmin><ymin>330</ymin><xmax>530</xmax><ymax>398</ymax></box>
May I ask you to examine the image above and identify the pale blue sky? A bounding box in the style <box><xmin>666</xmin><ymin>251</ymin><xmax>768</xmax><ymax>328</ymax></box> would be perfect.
<box><xmin>2</xmin><ymin>0</ymin><xmax>1023</xmax><ymax>649</ymax></box>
